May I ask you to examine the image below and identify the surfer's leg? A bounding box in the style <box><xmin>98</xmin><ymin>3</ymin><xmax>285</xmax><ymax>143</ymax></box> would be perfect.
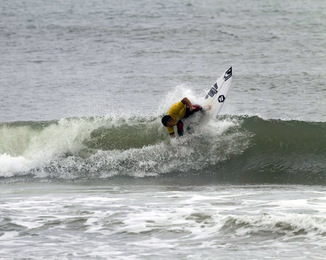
<box><xmin>184</xmin><ymin>105</ymin><xmax>202</xmax><ymax>118</ymax></box>
<box><xmin>193</xmin><ymin>105</ymin><xmax>202</xmax><ymax>111</ymax></box>
<box><xmin>177</xmin><ymin>121</ymin><xmax>184</xmax><ymax>136</ymax></box>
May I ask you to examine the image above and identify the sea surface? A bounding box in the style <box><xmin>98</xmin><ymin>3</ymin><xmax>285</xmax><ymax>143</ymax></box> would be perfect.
<box><xmin>1</xmin><ymin>0</ymin><xmax>326</xmax><ymax>259</ymax></box>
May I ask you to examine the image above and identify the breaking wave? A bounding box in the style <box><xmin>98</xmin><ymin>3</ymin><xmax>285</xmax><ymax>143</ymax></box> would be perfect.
<box><xmin>1</xmin><ymin>115</ymin><xmax>326</xmax><ymax>184</ymax></box>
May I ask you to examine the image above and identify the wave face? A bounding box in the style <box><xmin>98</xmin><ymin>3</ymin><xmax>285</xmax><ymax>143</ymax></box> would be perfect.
<box><xmin>1</xmin><ymin>116</ymin><xmax>326</xmax><ymax>184</ymax></box>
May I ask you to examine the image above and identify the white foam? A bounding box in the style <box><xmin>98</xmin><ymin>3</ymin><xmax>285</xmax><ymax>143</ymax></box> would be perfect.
<box><xmin>0</xmin><ymin>153</ymin><xmax>32</xmax><ymax>177</ymax></box>
<box><xmin>0</xmin><ymin>117</ymin><xmax>109</xmax><ymax>177</ymax></box>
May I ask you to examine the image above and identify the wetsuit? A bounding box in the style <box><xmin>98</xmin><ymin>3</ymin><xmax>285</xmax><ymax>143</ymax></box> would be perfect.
<box><xmin>166</xmin><ymin>101</ymin><xmax>202</xmax><ymax>136</ymax></box>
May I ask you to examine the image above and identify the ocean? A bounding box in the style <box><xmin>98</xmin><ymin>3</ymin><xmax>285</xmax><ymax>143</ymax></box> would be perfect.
<box><xmin>1</xmin><ymin>0</ymin><xmax>326</xmax><ymax>259</ymax></box>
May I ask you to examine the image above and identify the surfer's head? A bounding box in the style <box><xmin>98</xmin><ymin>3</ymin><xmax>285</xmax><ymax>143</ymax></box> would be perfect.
<box><xmin>161</xmin><ymin>115</ymin><xmax>174</xmax><ymax>127</ymax></box>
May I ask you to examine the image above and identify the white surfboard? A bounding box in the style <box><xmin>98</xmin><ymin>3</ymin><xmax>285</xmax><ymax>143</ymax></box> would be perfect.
<box><xmin>202</xmin><ymin>67</ymin><xmax>232</xmax><ymax>117</ymax></box>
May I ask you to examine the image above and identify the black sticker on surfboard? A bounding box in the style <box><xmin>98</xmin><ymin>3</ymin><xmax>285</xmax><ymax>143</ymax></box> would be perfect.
<box><xmin>224</xmin><ymin>67</ymin><xmax>232</xmax><ymax>81</ymax></box>
<box><xmin>205</xmin><ymin>83</ymin><xmax>219</xmax><ymax>99</ymax></box>
<box><xmin>218</xmin><ymin>95</ymin><xmax>225</xmax><ymax>103</ymax></box>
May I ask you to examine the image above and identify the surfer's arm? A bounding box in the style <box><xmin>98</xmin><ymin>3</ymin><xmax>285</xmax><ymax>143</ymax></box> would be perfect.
<box><xmin>181</xmin><ymin>97</ymin><xmax>194</xmax><ymax>111</ymax></box>
<box><xmin>167</xmin><ymin>126</ymin><xmax>175</xmax><ymax>138</ymax></box>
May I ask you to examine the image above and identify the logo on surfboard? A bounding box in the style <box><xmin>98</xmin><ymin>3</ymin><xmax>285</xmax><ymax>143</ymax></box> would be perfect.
<box><xmin>224</xmin><ymin>67</ymin><xmax>232</xmax><ymax>81</ymax></box>
<box><xmin>205</xmin><ymin>83</ymin><xmax>218</xmax><ymax>99</ymax></box>
<box><xmin>218</xmin><ymin>95</ymin><xmax>225</xmax><ymax>103</ymax></box>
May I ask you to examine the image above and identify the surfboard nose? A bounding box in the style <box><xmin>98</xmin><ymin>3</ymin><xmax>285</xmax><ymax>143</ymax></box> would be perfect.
<box><xmin>224</xmin><ymin>66</ymin><xmax>232</xmax><ymax>80</ymax></box>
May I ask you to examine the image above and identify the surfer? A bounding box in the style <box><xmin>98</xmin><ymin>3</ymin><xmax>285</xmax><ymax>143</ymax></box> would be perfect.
<box><xmin>161</xmin><ymin>97</ymin><xmax>202</xmax><ymax>137</ymax></box>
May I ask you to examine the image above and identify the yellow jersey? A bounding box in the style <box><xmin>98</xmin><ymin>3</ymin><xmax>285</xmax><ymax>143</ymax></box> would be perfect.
<box><xmin>166</xmin><ymin>101</ymin><xmax>187</xmax><ymax>134</ymax></box>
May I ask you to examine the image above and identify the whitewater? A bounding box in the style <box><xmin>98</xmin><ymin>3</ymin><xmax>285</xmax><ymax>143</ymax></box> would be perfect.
<box><xmin>1</xmin><ymin>0</ymin><xmax>326</xmax><ymax>259</ymax></box>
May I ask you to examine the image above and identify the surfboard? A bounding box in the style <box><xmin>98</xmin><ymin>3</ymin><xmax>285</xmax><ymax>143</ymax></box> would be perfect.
<box><xmin>202</xmin><ymin>67</ymin><xmax>232</xmax><ymax>117</ymax></box>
